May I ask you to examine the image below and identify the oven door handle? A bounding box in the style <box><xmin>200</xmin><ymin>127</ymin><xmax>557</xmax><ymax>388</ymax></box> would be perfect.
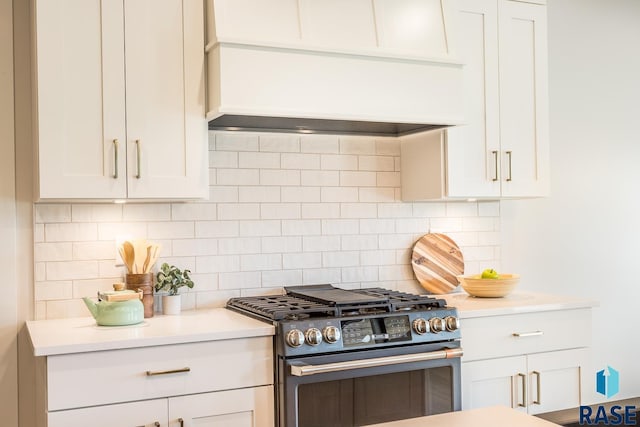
<box><xmin>290</xmin><ymin>347</ymin><xmax>463</xmax><ymax>377</ymax></box>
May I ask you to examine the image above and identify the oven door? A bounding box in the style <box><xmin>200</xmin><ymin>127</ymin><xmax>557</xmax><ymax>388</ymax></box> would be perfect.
<box><xmin>278</xmin><ymin>341</ymin><xmax>462</xmax><ymax>427</ymax></box>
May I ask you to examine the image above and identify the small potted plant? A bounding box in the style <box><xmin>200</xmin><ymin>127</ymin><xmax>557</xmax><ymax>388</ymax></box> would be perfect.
<box><xmin>155</xmin><ymin>263</ymin><xmax>194</xmax><ymax>315</ymax></box>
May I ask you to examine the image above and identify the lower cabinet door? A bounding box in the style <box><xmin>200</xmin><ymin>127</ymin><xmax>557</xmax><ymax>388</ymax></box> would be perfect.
<box><xmin>462</xmin><ymin>348</ymin><xmax>588</xmax><ymax>415</ymax></box>
<box><xmin>168</xmin><ymin>385</ymin><xmax>274</xmax><ymax>427</ymax></box>
<box><xmin>462</xmin><ymin>355</ymin><xmax>528</xmax><ymax>412</ymax></box>
<box><xmin>527</xmin><ymin>348</ymin><xmax>588</xmax><ymax>415</ymax></box>
<box><xmin>48</xmin><ymin>398</ymin><xmax>167</xmax><ymax>427</ymax></box>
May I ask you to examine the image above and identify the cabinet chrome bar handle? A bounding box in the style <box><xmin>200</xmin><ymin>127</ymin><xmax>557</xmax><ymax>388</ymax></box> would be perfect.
<box><xmin>512</xmin><ymin>331</ymin><xmax>544</xmax><ymax>338</ymax></box>
<box><xmin>517</xmin><ymin>373</ymin><xmax>527</xmax><ymax>407</ymax></box>
<box><xmin>179</xmin><ymin>418</ymin><xmax>184</xmax><ymax>427</ymax></box>
<box><xmin>146</xmin><ymin>367</ymin><xmax>191</xmax><ymax>376</ymax></box>
<box><xmin>506</xmin><ymin>150</ymin><xmax>513</xmax><ymax>181</ymax></box>
<box><xmin>533</xmin><ymin>371</ymin><xmax>541</xmax><ymax>404</ymax></box>
<box><xmin>135</xmin><ymin>139</ymin><xmax>142</xmax><ymax>179</ymax></box>
<box><xmin>492</xmin><ymin>150</ymin><xmax>499</xmax><ymax>181</ymax></box>
<box><xmin>112</xmin><ymin>139</ymin><xmax>119</xmax><ymax>179</ymax></box>
<box><xmin>291</xmin><ymin>348</ymin><xmax>463</xmax><ymax>376</ymax></box>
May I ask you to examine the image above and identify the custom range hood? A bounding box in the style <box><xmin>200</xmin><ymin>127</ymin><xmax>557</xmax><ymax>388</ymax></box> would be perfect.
<box><xmin>205</xmin><ymin>0</ymin><xmax>465</xmax><ymax>137</ymax></box>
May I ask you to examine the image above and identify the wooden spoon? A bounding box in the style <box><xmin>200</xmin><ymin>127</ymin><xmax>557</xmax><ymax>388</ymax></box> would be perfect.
<box><xmin>142</xmin><ymin>245</ymin><xmax>152</xmax><ymax>274</ymax></box>
<box><xmin>122</xmin><ymin>241</ymin><xmax>135</xmax><ymax>274</ymax></box>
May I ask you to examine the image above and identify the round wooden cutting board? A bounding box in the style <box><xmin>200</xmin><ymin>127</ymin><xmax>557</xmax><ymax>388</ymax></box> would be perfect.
<box><xmin>411</xmin><ymin>233</ymin><xmax>464</xmax><ymax>294</ymax></box>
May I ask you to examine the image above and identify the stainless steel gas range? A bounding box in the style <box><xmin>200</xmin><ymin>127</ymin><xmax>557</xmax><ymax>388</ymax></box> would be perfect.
<box><xmin>227</xmin><ymin>284</ymin><xmax>462</xmax><ymax>427</ymax></box>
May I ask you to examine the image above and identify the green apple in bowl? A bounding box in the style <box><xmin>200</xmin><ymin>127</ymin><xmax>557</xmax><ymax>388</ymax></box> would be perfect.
<box><xmin>481</xmin><ymin>268</ymin><xmax>499</xmax><ymax>279</ymax></box>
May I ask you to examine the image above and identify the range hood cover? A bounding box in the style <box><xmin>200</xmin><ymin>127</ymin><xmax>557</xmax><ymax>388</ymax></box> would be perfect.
<box><xmin>205</xmin><ymin>0</ymin><xmax>465</xmax><ymax>137</ymax></box>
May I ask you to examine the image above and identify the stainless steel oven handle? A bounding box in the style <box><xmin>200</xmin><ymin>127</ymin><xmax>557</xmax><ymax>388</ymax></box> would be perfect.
<box><xmin>290</xmin><ymin>347</ymin><xmax>463</xmax><ymax>377</ymax></box>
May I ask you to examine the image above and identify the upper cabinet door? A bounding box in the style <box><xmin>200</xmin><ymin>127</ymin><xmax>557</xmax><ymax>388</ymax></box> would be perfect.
<box><xmin>498</xmin><ymin>0</ymin><xmax>550</xmax><ymax>197</ymax></box>
<box><xmin>35</xmin><ymin>0</ymin><xmax>127</xmax><ymax>199</ymax></box>
<box><xmin>124</xmin><ymin>0</ymin><xmax>208</xmax><ymax>199</ymax></box>
<box><xmin>446</xmin><ymin>0</ymin><xmax>500</xmax><ymax>198</ymax></box>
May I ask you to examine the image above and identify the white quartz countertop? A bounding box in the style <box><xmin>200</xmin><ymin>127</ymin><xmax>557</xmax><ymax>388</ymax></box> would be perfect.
<box><xmin>366</xmin><ymin>406</ymin><xmax>560</xmax><ymax>427</ymax></box>
<box><xmin>442</xmin><ymin>290</ymin><xmax>597</xmax><ymax>318</ymax></box>
<box><xmin>26</xmin><ymin>308</ymin><xmax>274</xmax><ymax>356</ymax></box>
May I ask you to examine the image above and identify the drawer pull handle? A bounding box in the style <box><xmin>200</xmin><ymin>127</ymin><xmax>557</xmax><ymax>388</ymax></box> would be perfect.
<box><xmin>533</xmin><ymin>370</ymin><xmax>541</xmax><ymax>404</ymax></box>
<box><xmin>512</xmin><ymin>331</ymin><xmax>543</xmax><ymax>338</ymax></box>
<box><xmin>112</xmin><ymin>139</ymin><xmax>119</xmax><ymax>179</ymax></box>
<box><xmin>492</xmin><ymin>150</ymin><xmax>499</xmax><ymax>181</ymax></box>
<box><xmin>146</xmin><ymin>367</ymin><xmax>191</xmax><ymax>376</ymax></box>
<box><xmin>517</xmin><ymin>372</ymin><xmax>527</xmax><ymax>408</ymax></box>
<box><xmin>135</xmin><ymin>139</ymin><xmax>142</xmax><ymax>179</ymax></box>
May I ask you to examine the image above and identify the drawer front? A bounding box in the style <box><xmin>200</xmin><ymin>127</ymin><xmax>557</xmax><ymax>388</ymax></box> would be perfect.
<box><xmin>47</xmin><ymin>337</ymin><xmax>273</xmax><ymax>411</ymax></box>
<box><xmin>461</xmin><ymin>308</ymin><xmax>591</xmax><ymax>362</ymax></box>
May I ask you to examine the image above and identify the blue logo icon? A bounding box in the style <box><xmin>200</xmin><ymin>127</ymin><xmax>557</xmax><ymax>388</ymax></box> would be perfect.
<box><xmin>596</xmin><ymin>366</ymin><xmax>620</xmax><ymax>398</ymax></box>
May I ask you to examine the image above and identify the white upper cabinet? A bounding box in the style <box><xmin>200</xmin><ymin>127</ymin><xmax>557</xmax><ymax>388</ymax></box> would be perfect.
<box><xmin>401</xmin><ymin>0</ymin><xmax>550</xmax><ymax>200</ymax></box>
<box><xmin>34</xmin><ymin>0</ymin><xmax>208</xmax><ymax>201</ymax></box>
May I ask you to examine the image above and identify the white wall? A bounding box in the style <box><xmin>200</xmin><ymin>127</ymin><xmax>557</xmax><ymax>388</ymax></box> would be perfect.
<box><xmin>0</xmin><ymin>0</ymin><xmax>18</xmax><ymax>424</ymax></box>
<box><xmin>502</xmin><ymin>0</ymin><xmax>640</xmax><ymax>403</ymax></box>
<box><xmin>33</xmin><ymin>132</ymin><xmax>501</xmax><ymax>319</ymax></box>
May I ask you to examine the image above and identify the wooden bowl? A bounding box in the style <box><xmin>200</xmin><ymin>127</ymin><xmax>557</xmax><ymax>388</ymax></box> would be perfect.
<box><xmin>456</xmin><ymin>274</ymin><xmax>520</xmax><ymax>298</ymax></box>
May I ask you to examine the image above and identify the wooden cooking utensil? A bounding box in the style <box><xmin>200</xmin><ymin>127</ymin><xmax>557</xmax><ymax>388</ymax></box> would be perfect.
<box><xmin>411</xmin><ymin>233</ymin><xmax>464</xmax><ymax>294</ymax></box>
<box><xmin>142</xmin><ymin>245</ymin><xmax>152</xmax><ymax>274</ymax></box>
<box><xmin>122</xmin><ymin>241</ymin><xmax>135</xmax><ymax>274</ymax></box>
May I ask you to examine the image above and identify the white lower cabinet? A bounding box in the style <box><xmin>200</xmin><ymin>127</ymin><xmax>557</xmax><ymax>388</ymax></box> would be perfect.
<box><xmin>41</xmin><ymin>338</ymin><xmax>274</xmax><ymax>427</ymax></box>
<box><xmin>460</xmin><ymin>309</ymin><xmax>592</xmax><ymax>415</ymax></box>
<box><xmin>462</xmin><ymin>348</ymin><xmax>588</xmax><ymax>415</ymax></box>
<box><xmin>48</xmin><ymin>386</ymin><xmax>274</xmax><ymax>427</ymax></box>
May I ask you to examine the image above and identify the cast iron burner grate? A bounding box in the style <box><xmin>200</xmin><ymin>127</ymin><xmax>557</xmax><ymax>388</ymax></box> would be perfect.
<box><xmin>226</xmin><ymin>285</ymin><xmax>447</xmax><ymax>321</ymax></box>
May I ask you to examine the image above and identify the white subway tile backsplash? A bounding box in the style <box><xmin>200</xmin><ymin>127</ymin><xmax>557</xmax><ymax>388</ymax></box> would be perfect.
<box><xmin>239</xmin><ymin>152</ymin><xmax>280</xmax><ymax>169</ymax></box>
<box><xmin>219</xmin><ymin>271</ymin><xmax>261</xmax><ymax>289</ymax></box>
<box><xmin>147</xmin><ymin>221</ymin><xmax>194</xmax><ymax>239</ymax></box>
<box><xmin>321</xmin><ymin>187</ymin><xmax>358</xmax><ymax>202</ymax></box>
<box><xmin>340</xmin><ymin>203</ymin><xmax>377</xmax><ymax>219</ymax></box>
<box><xmin>218</xmin><ymin>237</ymin><xmax>261</xmax><ymax>255</ymax></box>
<box><xmin>321</xmin><ymin>219</ymin><xmax>359</xmax><ymax>235</ymax></box>
<box><xmin>262</xmin><ymin>269</ymin><xmax>303</xmax><ymax>287</ymax></box>
<box><xmin>214</xmin><ymin>132</ymin><xmax>259</xmax><ymax>151</ymax></box>
<box><xmin>240</xmin><ymin>254</ymin><xmax>282</xmax><ymax>271</ymax></box>
<box><xmin>209</xmin><ymin>186</ymin><xmax>239</xmax><ymax>202</ymax></box>
<box><xmin>45</xmin><ymin>223</ymin><xmax>98</xmax><ymax>242</ymax></box>
<box><xmin>260</xmin><ymin>170</ymin><xmax>301</xmax><ymax>186</ymax></box>
<box><xmin>46</xmin><ymin>261</ymin><xmax>99</xmax><ymax>281</ymax></box>
<box><xmin>282</xmin><ymin>219</ymin><xmax>321</xmax><ymax>236</ymax></box>
<box><xmin>35</xmin><ymin>242</ymin><xmax>72</xmax><ymax>262</ymax></box>
<box><xmin>281</xmin><ymin>153</ymin><xmax>320</xmax><ymax>170</ymax></box>
<box><xmin>217</xmin><ymin>169</ymin><xmax>259</xmax><ymax>186</ymax></box>
<box><xmin>171</xmin><ymin>203</ymin><xmax>217</xmax><ymax>221</ymax></box>
<box><xmin>301</xmin><ymin>170</ymin><xmax>339</xmax><ymax>186</ymax></box>
<box><xmin>35</xmin><ymin>204</ymin><xmax>71</xmax><ymax>223</ymax></box>
<box><xmin>261</xmin><ymin>203</ymin><xmax>301</xmax><ymax>219</ymax></box>
<box><xmin>239</xmin><ymin>220</ymin><xmax>281</xmax><ymax>237</ymax></box>
<box><xmin>72</xmin><ymin>241</ymin><xmax>116</xmax><ymax>261</ymax></box>
<box><xmin>218</xmin><ymin>204</ymin><xmax>260</xmax><ymax>220</ymax></box>
<box><xmin>33</xmin><ymin>131</ymin><xmax>501</xmax><ymax>320</ymax></box>
<box><xmin>72</xmin><ymin>204</ymin><xmax>123</xmax><ymax>222</ymax></box>
<box><xmin>340</xmin><ymin>171</ymin><xmax>376</xmax><ymax>187</ymax></box>
<box><xmin>340</xmin><ymin>136</ymin><xmax>376</xmax><ymax>155</ymax></box>
<box><xmin>196</xmin><ymin>221</ymin><xmax>239</xmax><ymax>238</ymax></box>
<box><xmin>239</xmin><ymin>186</ymin><xmax>281</xmax><ymax>203</ymax></box>
<box><xmin>301</xmin><ymin>203</ymin><xmax>340</xmax><ymax>219</ymax></box>
<box><xmin>301</xmin><ymin>134</ymin><xmax>339</xmax><ymax>153</ymax></box>
<box><xmin>322</xmin><ymin>251</ymin><xmax>359</xmax><ymax>267</ymax></box>
<box><xmin>260</xmin><ymin>134</ymin><xmax>300</xmax><ymax>152</ymax></box>
<box><xmin>320</xmin><ymin>154</ymin><xmax>358</xmax><ymax>171</ymax></box>
<box><xmin>283</xmin><ymin>252</ymin><xmax>322</xmax><ymax>269</ymax></box>
<box><xmin>358</xmin><ymin>156</ymin><xmax>394</xmax><ymax>171</ymax></box>
<box><xmin>261</xmin><ymin>236</ymin><xmax>302</xmax><ymax>253</ymax></box>
<box><xmin>282</xmin><ymin>187</ymin><xmax>321</xmax><ymax>203</ymax></box>
<box><xmin>209</xmin><ymin>151</ymin><xmax>238</xmax><ymax>168</ymax></box>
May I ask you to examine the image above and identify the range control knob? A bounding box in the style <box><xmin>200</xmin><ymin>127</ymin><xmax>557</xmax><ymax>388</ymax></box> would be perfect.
<box><xmin>322</xmin><ymin>326</ymin><xmax>341</xmax><ymax>344</ymax></box>
<box><xmin>305</xmin><ymin>328</ymin><xmax>323</xmax><ymax>346</ymax></box>
<box><xmin>412</xmin><ymin>318</ymin><xmax>429</xmax><ymax>335</ymax></box>
<box><xmin>444</xmin><ymin>316</ymin><xmax>460</xmax><ymax>331</ymax></box>
<box><xmin>429</xmin><ymin>317</ymin><xmax>446</xmax><ymax>333</ymax></box>
<box><xmin>285</xmin><ymin>329</ymin><xmax>305</xmax><ymax>348</ymax></box>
